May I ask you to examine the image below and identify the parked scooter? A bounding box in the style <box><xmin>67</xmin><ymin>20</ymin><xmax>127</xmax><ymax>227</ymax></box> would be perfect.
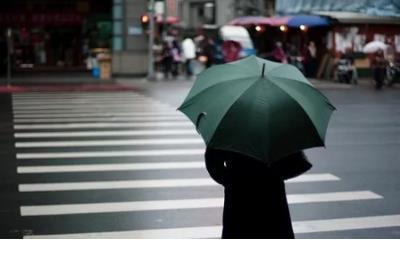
<box><xmin>335</xmin><ymin>59</ymin><xmax>353</xmax><ymax>84</ymax></box>
<box><xmin>386</xmin><ymin>61</ymin><xmax>400</xmax><ymax>87</ymax></box>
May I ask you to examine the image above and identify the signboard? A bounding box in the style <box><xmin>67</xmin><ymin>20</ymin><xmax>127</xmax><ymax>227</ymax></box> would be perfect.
<box><xmin>0</xmin><ymin>13</ymin><xmax>83</xmax><ymax>26</ymax></box>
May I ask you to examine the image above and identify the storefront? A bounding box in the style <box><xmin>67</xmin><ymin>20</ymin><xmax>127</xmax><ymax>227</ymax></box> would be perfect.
<box><xmin>0</xmin><ymin>0</ymin><xmax>111</xmax><ymax>72</ymax></box>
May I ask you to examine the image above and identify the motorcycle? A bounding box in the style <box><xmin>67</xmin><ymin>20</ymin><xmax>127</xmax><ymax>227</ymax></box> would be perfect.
<box><xmin>386</xmin><ymin>61</ymin><xmax>400</xmax><ymax>87</ymax></box>
<box><xmin>335</xmin><ymin>59</ymin><xmax>353</xmax><ymax>84</ymax></box>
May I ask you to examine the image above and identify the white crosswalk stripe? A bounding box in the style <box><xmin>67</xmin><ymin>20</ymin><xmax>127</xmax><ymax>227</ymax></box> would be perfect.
<box><xmin>18</xmin><ymin>174</ymin><xmax>339</xmax><ymax>192</ymax></box>
<box><xmin>20</xmin><ymin>191</ymin><xmax>382</xmax><ymax>216</ymax></box>
<box><xmin>16</xmin><ymin>148</ymin><xmax>205</xmax><ymax>159</ymax></box>
<box><xmin>12</xmin><ymin>92</ymin><xmax>400</xmax><ymax>239</ymax></box>
<box><xmin>14</xmin><ymin>121</ymin><xmax>193</xmax><ymax>129</ymax></box>
<box><xmin>15</xmin><ymin>129</ymin><xmax>197</xmax><ymax>138</ymax></box>
<box><xmin>15</xmin><ymin>138</ymin><xmax>203</xmax><ymax>148</ymax></box>
<box><xmin>13</xmin><ymin>116</ymin><xmax>187</xmax><ymax>123</ymax></box>
<box><xmin>24</xmin><ymin>215</ymin><xmax>400</xmax><ymax>239</ymax></box>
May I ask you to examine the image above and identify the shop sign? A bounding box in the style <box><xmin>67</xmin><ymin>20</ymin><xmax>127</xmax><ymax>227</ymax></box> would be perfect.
<box><xmin>0</xmin><ymin>13</ymin><xmax>83</xmax><ymax>26</ymax></box>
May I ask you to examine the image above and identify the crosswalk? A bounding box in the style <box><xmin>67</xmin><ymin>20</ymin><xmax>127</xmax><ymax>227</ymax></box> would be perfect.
<box><xmin>12</xmin><ymin>91</ymin><xmax>400</xmax><ymax>238</ymax></box>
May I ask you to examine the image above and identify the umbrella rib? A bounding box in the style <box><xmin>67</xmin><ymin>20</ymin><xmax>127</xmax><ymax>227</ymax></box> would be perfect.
<box><xmin>267</xmin><ymin>77</ymin><xmax>328</xmax><ymax>146</ymax></box>
<box><xmin>271</xmin><ymin>75</ymin><xmax>336</xmax><ymax>109</ymax></box>
<box><xmin>207</xmin><ymin>78</ymin><xmax>268</xmax><ymax>157</ymax></box>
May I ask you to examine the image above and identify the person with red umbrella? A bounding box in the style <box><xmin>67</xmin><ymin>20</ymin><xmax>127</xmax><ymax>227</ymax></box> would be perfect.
<box><xmin>222</xmin><ymin>40</ymin><xmax>242</xmax><ymax>63</ymax></box>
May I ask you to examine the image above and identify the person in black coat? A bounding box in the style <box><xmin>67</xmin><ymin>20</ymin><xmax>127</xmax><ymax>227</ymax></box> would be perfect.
<box><xmin>205</xmin><ymin>148</ymin><xmax>312</xmax><ymax>239</ymax></box>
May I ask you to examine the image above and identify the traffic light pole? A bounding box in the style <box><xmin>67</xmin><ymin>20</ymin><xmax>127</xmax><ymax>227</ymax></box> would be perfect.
<box><xmin>147</xmin><ymin>0</ymin><xmax>156</xmax><ymax>81</ymax></box>
<box><xmin>162</xmin><ymin>0</ymin><xmax>168</xmax><ymax>41</ymax></box>
<box><xmin>6</xmin><ymin>28</ymin><xmax>12</xmax><ymax>87</ymax></box>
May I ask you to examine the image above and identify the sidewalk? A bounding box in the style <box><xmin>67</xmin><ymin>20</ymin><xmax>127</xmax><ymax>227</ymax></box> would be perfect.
<box><xmin>1</xmin><ymin>72</ymin><xmax>398</xmax><ymax>93</ymax></box>
<box><xmin>117</xmin><ymin>76</ymin><xmax>359</xmax><ymax>90</ymax></box>
<box><xmin>0</xmin><ymin>72</ymin><xmax>139</xmax><ymax>93</ymax></box>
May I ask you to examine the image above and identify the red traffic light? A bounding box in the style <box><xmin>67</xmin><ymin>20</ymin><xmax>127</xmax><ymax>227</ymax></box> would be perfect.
<box><xmin>141</xmin><ymin>14</ymin><xmax>150</xmax><ymax>24</ymax></box>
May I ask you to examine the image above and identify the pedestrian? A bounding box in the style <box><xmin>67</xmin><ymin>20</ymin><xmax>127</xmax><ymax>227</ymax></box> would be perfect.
<box><xmin>372</xmin><ymin>49</ymin><xmax>387</xmax><ymax>90</ymax></box>
<box><xmin>182</xmin><ymin>37</ymin><xmax>196</xmax><ymax>78</ymax></box>
<box><xmin>153</xmin><ymin>38</ymin><xmax>163</xmax><ymax>74</ymax></box>
<box><xmin>303</xmin><ymin>41</ymin><xmax>317</xmax><ymax>78</ymax></box>
<box><xmin>287</xmin><ymin>44</ymin><xmax>304</xmax><ymax>73</ymax></box>
<box><xmin>171</xmin><ymin>40</ymin><xmax>182</xmax><ymax>78</ymax></box>
<box><xmin>222</xmin><ymin>40</ymin><xmax>242</xmax><ymax>63</ymax></box>
<box><xmin>270</xmin><ymin>41</ymin><xmax>287</xmax><ymax>63</ymax></box>
<box><xmin>205</xmin><ymin>148</ymin><xmax>312</xmax><ymax>239</ymax></box>
<box><xmin>161</xmin><ymin>41</ymin><xmax>173</xmax><ymax>79</ymax></box>
<box><xmin>341</xmin><ymin>48</ymin><xmax>358</xmax><ymax>84</ymax></box>
<box><xmin>203</xmin><ymin>37</ymin><xmax>216</xmax><ymax>68</ymax></box>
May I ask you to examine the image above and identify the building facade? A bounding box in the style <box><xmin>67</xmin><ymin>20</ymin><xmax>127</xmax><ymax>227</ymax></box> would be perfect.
<box><xmin>111</xmin><ymin>0</ymin><xmax>149</xmax><ymax>76</ymax></box>
<box><xmin>0</xmin><ymin>0</ymin><xmax>112</xmax><ymax>73</ymax></box>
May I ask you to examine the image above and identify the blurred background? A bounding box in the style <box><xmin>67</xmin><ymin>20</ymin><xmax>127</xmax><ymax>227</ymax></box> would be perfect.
<box><xmin>0</xmin><ymin>0</ymin><xmax>399</xmax><ymax>82</ymax></box>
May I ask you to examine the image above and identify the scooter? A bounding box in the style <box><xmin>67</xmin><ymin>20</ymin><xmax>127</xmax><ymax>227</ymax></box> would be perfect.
<box><xmin>335</xmin><ymin>59</ymin><xmax>353</xmax><ymax>84</ymax></box>
<box><xmin>386</xmin><ymin>61</ymin><xmax>400</xmax><ymax>87</ymax></box>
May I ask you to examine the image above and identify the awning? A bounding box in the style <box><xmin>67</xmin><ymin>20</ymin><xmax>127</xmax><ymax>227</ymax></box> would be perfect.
<box><xmin>228</xmin><ymin>15</ymin><xmax>330</xmax><ymax>27</ymax></box>
<box><xmin>312</xmin><ymin>11</ymin><xmax>400</xmax><ymax>25</ymax></box>
<box><xmin>228</xmin><ymin>16</ymin><xmax>289</xmax><ymax>26</ymax></box>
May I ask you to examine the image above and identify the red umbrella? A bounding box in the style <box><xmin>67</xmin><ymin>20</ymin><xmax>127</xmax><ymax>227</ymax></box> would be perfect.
<box><xmin>222</xmin><ymin>40</ymin><xmax>242</xmax><ymax>62</ymax></box>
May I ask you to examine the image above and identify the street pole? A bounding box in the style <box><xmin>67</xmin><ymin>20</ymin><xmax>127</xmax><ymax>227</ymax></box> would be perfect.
<box><xmin>147</xmin><ymin>0</ymin><xmax>156</xmax><ymax>81</ymax></box>
<box><xmin>6</xmin><ymin>28</ymin><xmax>12</xmax><ymax>87</ymax></box>
<box><xmin>162</xmin><ymin>0</ymin><xmax>168</xmax><ymax>41</ymax></box>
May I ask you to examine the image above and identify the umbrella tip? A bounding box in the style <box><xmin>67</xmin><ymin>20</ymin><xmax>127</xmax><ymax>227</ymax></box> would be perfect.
<box><xmin>261</xmin><ymin>63</ymin><xmax>266</xmax><ymax>77</ymax></box>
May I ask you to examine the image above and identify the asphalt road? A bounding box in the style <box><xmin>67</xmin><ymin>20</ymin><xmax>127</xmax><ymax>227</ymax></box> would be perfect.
<box><xmin>0</xmin><ymin>80</ymin><xmax>399</xmax><ymax>238</ymax></box>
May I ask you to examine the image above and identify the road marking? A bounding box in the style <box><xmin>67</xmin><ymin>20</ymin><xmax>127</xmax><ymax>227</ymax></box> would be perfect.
<box><xmin>14</xmin><ymin>121</ymin><xmax>193</xmax><ymax>129</ymax></box>
<box><xmin>12</xmin><ymin>95</ymin><xmax>147</xmax><ymax>99</ymax></box>
<box><xmin>17</xmin><ymin>161</ymin><xmax>206</xmax><ymax>173</ymax></box>
<box><xmin>12</xmin><ymin>99</ymin><xmax>163</xmax><ymax>105</ymax></box>
<box><xmin>18</xmin><ymin>174</ymin><xmax>339</xmax><ymax>192</ymax></box>
<box><xmin>12</xmin><ymin>96</ymin><xmax>157</xmax><ymax>101</ymax></box>
<box><xmin>13</xmin><ymin>116</ymin><xmax>186</xmax><ymax>123</ymax></box>
<box><xmin>23</xmin><ymin>214</ymin><xmax>400</xmax><ymax>238</ymax></box>
<box><xmin>12</xmin><ymin>105</ymin><xmax>172</xmax><ymax>111</ymax></box>
<box><xmin>15</xmin><ymin>129</ymin><xmax>196</xmax><ymax>138</ymax></box>
<box><xmin>13</xmin><ymin>91</ymin><xmax>146</xmax><ymax>97</ymax></box>
<box><xmin>16</xmin><ymin>148</ymin><xmax>204</xmax><ymax>159</ymax></box>
<box><xmin>286</xmin><ymin>173</ymin><xmax>339</xmax><ymax>183</ymax></box>
<box><xmin>19</xmin><ymin>178</ymin><xmax>216</xmax><ymax>192</ymax></box>
<box><xmin>13</xmin><ymin>112</ymin><xmax>181</xmax><ymax>118</ymax></box>
<box><xmin>13</xmin><ymin>109</ymin><xmax>178</xmax><ymax>115</ymax></box>
<box><xmin>19</xmin><ymin>191</ymin><xmax>382</xmax><ymax>216</ymax></box>
<box><xmin>15</xmin><ymin>138</ymin><xmax>202</xmax><ymax>148</ymax></box>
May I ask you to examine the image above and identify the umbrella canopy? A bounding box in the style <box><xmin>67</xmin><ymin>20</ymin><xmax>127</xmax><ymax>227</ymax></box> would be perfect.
<box><xmin>178</xmin><ymin>56</ymin><xmax>335</xmax><ymax>163</ymax></box>
<box><xmin>363</xmin><ymin>41</ymin><xmax>387</xmax><ymax>53</ymax></box>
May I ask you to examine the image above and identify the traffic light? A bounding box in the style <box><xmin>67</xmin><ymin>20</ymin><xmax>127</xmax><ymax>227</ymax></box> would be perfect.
<box><xmin>141</xmin><ymin>14</ymin><xmax>150</xmax><ymax>31</ymax></box>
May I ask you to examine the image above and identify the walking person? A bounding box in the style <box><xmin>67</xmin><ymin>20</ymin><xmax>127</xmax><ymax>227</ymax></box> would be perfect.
<box><xmin>178</xmin><ymin>56</ymin><xmax>335</xmax><ymax>239</ymax></box>
<box><xmin>182</xmin><ymin>37</ymin><xmax>196</xmax><ymax>78</ymax></box>
<box><xmin>270</xmin><ymin>41</ymin><xmax>287</xmax><ymax>63</ymax></box>
<box><xmin>303</xmin><ymin>41</ymin><xmax>317</xmax><ymax>78</ymax></box>
<box><xmin>161</xmin><ymin>41</ymin><xmax>173</xmax><ymax>80</ymax></box>
<box><xmin>171</xmin><ymin>40</ymin><xmax>182</xmax><ymax>78</ymax></box>
<box><xmin>372</xmin><ymin>49</ymin><xmax>388</xmax><ymax>90</ymax></box>
<box><xmin>205</xmin><ymin>148</ymin><xmax>312</xmax><ymax>239</ymax></box>
<box><xmin>203</xmin><ymin>37</ymin><xmax>216</xmax><ymax>68</ymax></box>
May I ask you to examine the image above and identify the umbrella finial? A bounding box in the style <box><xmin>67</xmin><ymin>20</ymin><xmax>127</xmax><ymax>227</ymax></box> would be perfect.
<box><xmin>261</xmin><ymin>63</ymin><xmax>266</xmax><ymax>77</ymax></box>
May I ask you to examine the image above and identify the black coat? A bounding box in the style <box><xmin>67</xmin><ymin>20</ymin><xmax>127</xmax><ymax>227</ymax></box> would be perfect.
<box><xmin>205</xmin><ymin>148</ymin><xmax>312</xmax><ymax>239</ymax></box>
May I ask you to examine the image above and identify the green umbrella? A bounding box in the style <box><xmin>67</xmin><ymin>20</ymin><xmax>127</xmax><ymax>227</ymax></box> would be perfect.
<box><xmin>178</xmin><ymin>55</ymin><xmax>335</xmax><ymax>163</ymax></box>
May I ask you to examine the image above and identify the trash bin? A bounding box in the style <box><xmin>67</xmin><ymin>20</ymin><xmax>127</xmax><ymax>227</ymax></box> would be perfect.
<box><xmin>91</xmin><ymin>48</ymin><xmax>112</xmax><ymax>79</ymax></box>
<box><xmin>97</xmin><ymin>52</ymin><xmax>112</xmax><ymax>80</ymax></box>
